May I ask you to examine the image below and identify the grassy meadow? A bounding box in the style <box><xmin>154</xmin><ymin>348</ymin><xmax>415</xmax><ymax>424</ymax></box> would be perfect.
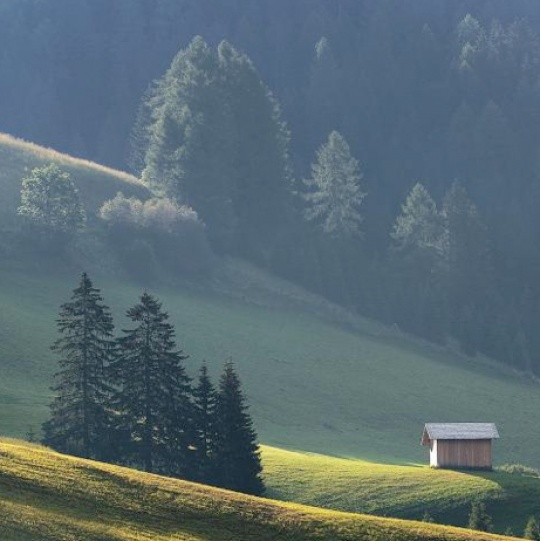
<box><xmin>0</xmin><ymin>438</ymin><xmax>521</xmax><ymax>541</ymax></box>
<box><xmin>1</xmin><ymin>135</ymin><xmax>540</xmax><ymax>534</ymax></box>
<box><xmin>263</xmin><ymin>446</ymin><xmax>540</xmax><ymax>532</ymax></box>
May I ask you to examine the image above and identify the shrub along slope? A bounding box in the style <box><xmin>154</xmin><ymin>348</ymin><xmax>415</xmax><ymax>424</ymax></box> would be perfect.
<box><xmin>0</xmin><ymin>438</ymin><xmax>519</xmax><ymax>541</ymax></box>
<box><xmin>263</xmin><ymin>446</ymin><xmax>540</xmax><ymax>533</ymax></box>
<box><xmin>0</xmin><ymin>132</ymin><xmax>149</xmax><ymax>227</ymax></box>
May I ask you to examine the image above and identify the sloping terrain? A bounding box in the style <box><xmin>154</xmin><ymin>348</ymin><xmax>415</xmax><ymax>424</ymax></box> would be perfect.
<box><xmin>263</xmin><ymin>446</ymin><xmax>540</xmax><ymax>532</ymax></box>
<box><xmin>0</xmin><ymin>132</ymin><xmax>149</xmax><ymax>227</ymax></box>
<box><xmin>3</xmin><ymin>261</ymin><xmax>540</xmax><ymax>468</ymax></box>
<box><xmin>1</xmin><ymin>135</ymin><xmax>540</xmax><ymax>532</ymax></box>
<box><xmin>0</xmin><ymin>439</ymin><xmax>517</xmax><ymax>541</ymax></box>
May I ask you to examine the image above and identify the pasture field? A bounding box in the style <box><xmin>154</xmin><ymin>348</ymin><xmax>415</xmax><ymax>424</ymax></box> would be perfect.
<box><xmin>263</xmin><ymin>446</ymin><xmax>540</xmax><ymax>532</ymax></box>
<box><xmin>0</xmin><ymin>439</ymin><xmax>520</xmax><ymax>541</ymax></box>
<box><xmin>0</xmin><ymin>134</ymin><xmax>539</xmax><ymax>535</ymax></box>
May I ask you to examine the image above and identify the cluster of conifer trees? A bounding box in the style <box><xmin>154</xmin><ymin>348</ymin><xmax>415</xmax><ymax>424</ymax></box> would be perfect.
<box><xmin>42</xmin><ymin>274</ymin><xmax>264</xmax><ymax>496</ymax></box>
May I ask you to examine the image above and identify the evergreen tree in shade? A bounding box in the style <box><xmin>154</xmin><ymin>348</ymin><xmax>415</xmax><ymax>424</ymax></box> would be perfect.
<box><xmin>441</xmin><ymin>182</ymin><xmax>495</xmax><ymax>354</ymax></box>
<box><xmin>213</xmin><ymin>361</ymin><xmax>264</xmax><ymax>495</ymax></box>
<box><xmin>525</xmin><ymin>516</ymin><xmax>540</xmax><ymax>540</ymax></box>
<box><xmin>111</xmin><ymin>292</ymin><xmax>192</xmax><ymax>476</ymax></box>
<box><xmin>306</xmin><ymin>37</ymin><xmax>342</xmax><ymax>154</ymax></box>
<box><xmin>192</xmin><ymin>363</ymin><xmax>217</xmax><ymax>483</ymax></box>
<box><xmin>468</xmin><ymin>501</ymin><xmax>493</xmax><ymax>532</ymax></box>
<box><xmin>42</xmin><ymin>273</ymin><xmax>114</xmax><ymax>460</ymax></box>
<box><xmin>303</xmin><ymin>131</ymin><xmax>366</xmax><ymax>239</ymax></box>
<box><xmin>391</xmin><ymin>183</ymin><xmax>442</xmax><ymax>254</ymax></box>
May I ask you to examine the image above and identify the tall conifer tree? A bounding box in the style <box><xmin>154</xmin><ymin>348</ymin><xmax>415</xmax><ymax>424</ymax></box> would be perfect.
<box><xmin>43</xmin><ymin>273</ymin><xmax>114</xmax><ymax>459</ymax></box>
<box><xmin>303</xmin><ymin>131</ymin><xmax>366</xmax><ymax>238</ymax></box>
<box><xmin>213</xmin><ymin>361</ymin><xmax>264</xmax><ymax>495</ymax></box>
<box><xmin>192</xmin><ymin>363</ymin><xmax>217</xmax><ymax>483</ymax></box>
<box><xmin>111</xmin><ymin>292</ymin><xmax>192</xmax><ymax>476</ymax></box>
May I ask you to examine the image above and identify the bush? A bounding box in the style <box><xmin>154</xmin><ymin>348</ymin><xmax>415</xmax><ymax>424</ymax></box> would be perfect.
<box><xmin>99</xmin><ymin>193</ymin><xmax>212</xmax><ymax>274</ymax></box>
<box><xmin>18</xmin><ymin>163</ymin><xmax>86</xmax><ymax>248</ymax></box>
<box><xmin>497</xmin><ymin>463</ymin><xmax>540</xmax><ymax>478</ymax></box>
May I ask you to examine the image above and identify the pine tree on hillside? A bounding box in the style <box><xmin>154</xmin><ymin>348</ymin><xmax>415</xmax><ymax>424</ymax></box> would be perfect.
<box><xmin>213</xmin><ymin>361</ymin><xmax>264</xmax><ymax>495</ymax></box>
<box><xmin>42</xmin><ymin>273</ymin><xmax>115</xmax><ymax>460</ymax></box>
<box><xmin>110</xmin><ymin>292</ymin><xmax>193</xmax><ymax>476</ymax></box>
<box><xmin>441</xmin><ymin>182</ymin><xmax>495</xmax><ymax>354</ymax></box>
<box><xmin>391</xmin><ymin>183</ymin><xmax>443</xmax><ymax>254</ymax></box>
<box><xmin>217</xmin><ymin>39</ymin><xmax>292</xmax><ymax>258</ymax></box>
<box><xmin>192</xmin><ymin>363</ymin><xmax>217</xmax><ymax>483</ymax></box>
<box><xmin>303</xmin><ymin>131</ymin><xmax>366</xmax><ymax>239</ymax></box>
<box><xmin>468</xmin><ymin>501</ymin><xmax>493</xmax><ymax>532</ymax></box>
<box><xmin>139</xmin><ymin>36</ymin><xmax>291</xmax><ymax>256</ymax></box>
<box><xmin>525</xmin><ymin>516</ymin><xmax>540</xmax><ymax>540</ymax></box>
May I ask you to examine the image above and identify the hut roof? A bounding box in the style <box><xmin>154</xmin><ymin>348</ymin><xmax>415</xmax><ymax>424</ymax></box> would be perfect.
<box><xmin>421</xmin><ymin>423</ymin><xmax>499</xmax><ymax>446</ymax></box>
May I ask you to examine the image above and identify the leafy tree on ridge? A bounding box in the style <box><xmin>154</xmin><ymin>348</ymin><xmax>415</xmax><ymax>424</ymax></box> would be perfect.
<box><xmin>18</xmin><ymin>163</ymin><xmax>85</xmax><ymax>243</ymax></box>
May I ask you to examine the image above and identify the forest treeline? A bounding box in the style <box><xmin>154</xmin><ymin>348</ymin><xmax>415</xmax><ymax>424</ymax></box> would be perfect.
<box><xmin>3</xmin><ymin>1</ymin><xmax>540</xmax><ymax>371</ymax></box>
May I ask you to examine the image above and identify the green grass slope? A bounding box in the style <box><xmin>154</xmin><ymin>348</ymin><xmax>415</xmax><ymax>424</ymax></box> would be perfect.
<box><xmin>0</xmin><ymin>132</ymin><xmax>149</xmax><ymax>227</ymax></box>
<box><xmin>3</xmin><ymin>262</ymin><xmax>540</xmax><ymax>468</ymax></box>
<box><xmin>1</xmin><ymin>135</ymin><xmax>540</xmax><ymax>532</ymax></box>
<box><xmin>263</xmin><ymin>446</ymin><xmax>540</xmax><ymax>532</ymax></box>
<box><xmin>0</xmin><ymin>439</ymin><xmax>517</xmax><ymax>541</ymax></box>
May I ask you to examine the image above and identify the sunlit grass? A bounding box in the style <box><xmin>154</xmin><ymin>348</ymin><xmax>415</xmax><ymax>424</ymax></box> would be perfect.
<box><xmin>0</xmin><ymin>439</ymin><xmax>518</xmax><ymax>541</ymax></box>
<box><xmin>263</xmin><ymin>446</ymin><xmax>540</xmax><ymax>531</ymax></box>
<box><xmin>0</xmin><ymin>132</ymin><xmax>149</xmax><ymax>227</ymax></box>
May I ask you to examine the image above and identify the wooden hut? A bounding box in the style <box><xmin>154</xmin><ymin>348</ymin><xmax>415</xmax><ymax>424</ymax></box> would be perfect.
<box><xmin>421</xmin><ymin>423</ymin><xmax>499</xmax><ymax>469</ymax></box>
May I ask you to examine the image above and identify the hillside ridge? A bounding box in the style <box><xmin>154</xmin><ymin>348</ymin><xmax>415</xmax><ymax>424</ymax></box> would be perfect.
<box><xmin>0</xmin><ymin>438</ymin><xmax>518</xmax><ymax>541</ymax></box>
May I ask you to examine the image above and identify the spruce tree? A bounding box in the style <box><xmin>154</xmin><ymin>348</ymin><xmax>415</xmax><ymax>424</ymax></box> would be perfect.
<box><xmin>110</xmin><ymin>292</ymin><xmax>192</xmax><ymax>476</ymax></box>
<box><xmin>525</xmin><ymin>516</ymin><xmax>540</xmax><ymax>540</ymax></box>
<box><xmin>42</xmin><ymin>273</ymin><xmax>115</xmax><ymax>459</ymax></box>
<box><xmin>213</xmin><ymin>361</ymin><xmax>264</xmax><ymax>495</ymax></box>
<box><xmin>303</xmin><ymin>131</ymin><xmax>366</xmax><ymax>238</ymax></box>
<box><xmin>140</xmin><ymin>36</ymin><xmax>291</xmax><ymax>256</ymax></box>
<box><xmin>192</xmin><ymin>363</ymin><xmax>217</xmax><ymax>483</ymax></box>
<box><xmin>391</xmin><ymin>183</ymin><xmax>442</xmax><ymax>254</ymax></box>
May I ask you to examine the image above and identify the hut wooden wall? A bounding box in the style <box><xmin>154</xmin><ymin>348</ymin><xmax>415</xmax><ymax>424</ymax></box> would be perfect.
<box><xmin>435</xmin><ymin>439</ymin><xmax>492</xmax><ymax>469</ymax></box>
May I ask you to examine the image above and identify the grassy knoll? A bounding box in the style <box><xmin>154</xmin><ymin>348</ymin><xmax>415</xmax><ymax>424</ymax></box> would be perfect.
<box><xmin>0</xmin><ymin>439</ymin><xmax>519</xmax><ymax>541</ymax></box>
<box><xmin>0</xmin><ymin>132</ymin><xmax>149</xmax><ymax>227</ymax></box>
<box><xmin>263</xmin><ymin>446</ymin><xmax>540</xmax><ymax>532</ymax></box>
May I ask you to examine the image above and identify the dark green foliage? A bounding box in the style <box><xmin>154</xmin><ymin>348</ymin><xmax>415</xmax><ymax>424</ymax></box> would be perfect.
<box><xmin>17</xmin><ymin>164</ymin><xmax>85</xmax><ymax>244</ymax></box>
<box><xmin>468</xmin><ymin>502</ymin><xmax>493</xmax><ymax>532</ymax></box>
<box><xmin>110</xmin><ymin>292</ymin><xmax>193</xmax><ymax>476</ymax></box>
<box><xmin>213</xmin><ymin>361</ymin><xmax>264</xmax><ymax>496</ymax></box>
<box><xmin>42</xmin><ymin>273</ymin><xmax>114</xmax><ymax>460</ymax></box>
<box><xmin>192</xmin><ymin>364</ymin><xmax>217</xmax><ymax>483</ymax></box>
<box><xmin>140</xmin><ymin>37</ymin><xmax>291</xmax><ymax>258</ymax></box>
<box><xmin>525</xmin><ymin>516</ymin><xmax>540</xmax><ymax>540</ymax></box>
